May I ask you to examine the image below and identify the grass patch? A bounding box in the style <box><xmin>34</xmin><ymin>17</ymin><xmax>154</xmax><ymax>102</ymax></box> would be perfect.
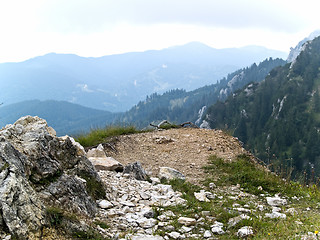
<box><xmin>72</xmin><ymin>229</ymin><xmax>108</xmax><ymax>240</ymax></box>
<box><xmin>154</xmin><ymin>154</ymin><xmax>320</xmax><ymax>239</ymax></box>
<box><xmin>75</xmin><ymin>126</ymin><xmax>143</xmax><ymax>147</ymax></box>
<box><xmin>93</xmin><ymin>220</ymin><xmax>109</xmax><ymax>229</ymax></box>
<box><xmin>203</xmin><ymin>154</ymin><xmax>302</xmax><ymax>196</ymax></box>
<box><xmin>78</xmin><ymin>172</ymin><xmax>106</xmax><ymax>200</ymax></box>
<box><xmin>46</xmin><ymin>207</ymin><xmax>109</xmax><ymax>240</ymax></box>
<box><xmin>46</xmin><ymin>207</ymin><xmax>64</xmax><ymax>226</ymax></box>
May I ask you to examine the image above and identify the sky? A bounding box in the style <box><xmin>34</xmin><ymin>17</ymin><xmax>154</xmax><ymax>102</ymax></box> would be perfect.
<box><xmin>0</xmin><ymin>0</ymin><xmax>319</xmax><ymax>63</ymax></box>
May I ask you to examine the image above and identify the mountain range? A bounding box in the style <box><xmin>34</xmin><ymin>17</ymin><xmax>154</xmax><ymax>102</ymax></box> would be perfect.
<box><xmin>0</xmin><ymin>42</ymin><xmax>286</xmax><ymax>112</ymax></box>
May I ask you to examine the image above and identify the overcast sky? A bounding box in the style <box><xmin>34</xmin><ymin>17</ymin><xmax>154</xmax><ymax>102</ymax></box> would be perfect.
<box><xmin>0</xmin><ymin>0</ymin><xmax>319</xmax><ymax>63</ymax></box>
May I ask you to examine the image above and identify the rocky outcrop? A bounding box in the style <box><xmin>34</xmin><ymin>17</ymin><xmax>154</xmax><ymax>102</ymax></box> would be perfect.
<box><xmin>0</xmin><ymin>139</ymin><xmax>45</xmax><ymax>239</ymax></box>
<box><xmin>0</xmin><ymin>116</ymin><xmax>106</xmax><ymax>239</ymax></box>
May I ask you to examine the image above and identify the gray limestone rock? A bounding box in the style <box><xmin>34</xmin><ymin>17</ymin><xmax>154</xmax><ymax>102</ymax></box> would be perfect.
<box><xmin>159</xmin><ymin>167</ymin><xmax>185</xmax><ymax>181</ymax></box>
<box><xmin>123</xmin><ymin>161</ymin><xmax>148</xmax><ymax>181</ymax></box>
<box><xmin>0</xmin><ymin>116</ymin><xmax>107</xmax><ymax>238</ymax></box>
<box><xmin>0</xmin><ymin>139</ymin><xmax>46</xmax><ymax>239</ymax></box>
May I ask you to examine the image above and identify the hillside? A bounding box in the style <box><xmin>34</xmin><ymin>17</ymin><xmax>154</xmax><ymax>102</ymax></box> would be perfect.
<box><xmin>117</xmin><ymin>58</ymin><xmax>286</xmax><ymax>127</ymax></box>
<box><xmin>0</xmin><ymin>100</ymin><xmax>115</xmax><ymax>135</ymax></box>
<box><xmin>1</xmin><ymin>117</ymin><xmax>320</xmax><ymax>239</ymax></box>
<box><xmin>0</xmin><ymin>43</ymin><xmax>286</xmax><ymax>112</ymax></box>
<box><xmin>204</xmin><ymin>36</ymin><xmax>320</xmax><ymax>180</ymax></box>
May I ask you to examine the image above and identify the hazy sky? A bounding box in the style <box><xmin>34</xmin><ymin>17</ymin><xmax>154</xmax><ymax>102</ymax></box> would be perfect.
<box><xmin>0</xmin><ymin>0</ymin><xmax>319</xmax><ymax>63</ymax></box>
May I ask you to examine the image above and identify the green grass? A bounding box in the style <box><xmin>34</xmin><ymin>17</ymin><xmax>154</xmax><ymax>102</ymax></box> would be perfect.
<box><xmin>46</xmin><ymin>206</ymin><xmax>110</xmax><ymax>240</ymax></box>
<box><xmin>75</xmin><ymin>126</ymin><xmax>143</xmax><ymax>147</ymax></box>
<box><xmin>203</xmin><ymin>154</ymin><xmax>302</xmax><ymax>197</ymax></box>
<box><xmin>153</xmin><ymin>154</ymin><xmax>320</xmax><ymax>239</ymax></box>
<box><xmin>78</xmin><ymin>171</ymin><xmax>106</xmax><ymax>201</ymax></box>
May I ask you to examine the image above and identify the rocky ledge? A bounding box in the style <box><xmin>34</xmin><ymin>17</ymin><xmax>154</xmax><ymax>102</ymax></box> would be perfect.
<box><xmin>0</xmin><ymin>116</ymin><xmax>106</xmax><ymax>239</ymax></box>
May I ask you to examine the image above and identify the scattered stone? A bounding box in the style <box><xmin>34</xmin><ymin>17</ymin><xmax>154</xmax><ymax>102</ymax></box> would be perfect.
<box><xmin>237</xmin><ymin>226</ymin><xmax>254</xmax><ymax>238</ymax></box>
<box><xmin>194</xmin><ymin>190</ymin><xmax>210</xmax><ymax>202</ymax></box>
<box><xmin>89</xmin><ymin>156</ymin><xmax>124</xmax><ymax>172</ymax></box>
<box><xmin>87</xmin><ymin>144</ymin><xmax>106</xmax><ymax>158</ymax></box>
<box><xmin>154</xmin><ymin>136</ymin><xmax>175</xmax><ymax>144</ymax></box>
<box><xmin>266</xmin><ymin>196</ymin><xmax>287</xmax><ymax>206</ymax></box>
<box><xmin>123</xmin><ymin>161</ymin><xmax>148</xmax><ymax>181</ymax></box>
<box><xmin>180</xmin><ymin>226</ymin><xmax>193</xmax><ymax>233</ymax></box>
<box><xmin>167</xmin><ymin>231</ymin><xmax>181</xmax><ymax>239</ymax></box>
<box><xmin>265</xmin><ymin>212</ymin><xmax>286</xmax><ymax>219</ymax></box>
<box><xmin>300</xmin><ymin>232</ymin><xmax>318</xmax><ymax>240</ymax></box>
<box><xmin>130</xmin><ymin>234</ymin><xmax>164</xmax><ymax>240</ymax></box>
<box><xmin>136</xmin><ymin>218</ymin><xmax>157</xmax><ymax>229</ymax></box>
<box><xmin>211</xmin><ymin>221</ymin><xmax>225</xmax><ymax>235</ymax></box>
<box><xmin>159</xmin><ymin>167</ymin><xmax>186</xmax><ymax>181</ymax></box>
<box><xmin>203</xmin><ymin>230</ymin><xmax>212</xmax><ymax>238</ymax></box>
<box><xmin>209</xmin><ymin>182</ymin><xmax>216</xmax><ymax>189</ymax></box>
<box><xmin>98</xmin><ymin>200</ymin><xmax>113</xmax><ymax>209</ymax></box>
<box><xmin>178</xmin><ymin>217</ymin><xmax>197</xmax><ymax>226</ymax></box>
<box><xmin>228</xmin><ymin>214</ymin><xmax>251</xmax><ymax>228</ymax></box>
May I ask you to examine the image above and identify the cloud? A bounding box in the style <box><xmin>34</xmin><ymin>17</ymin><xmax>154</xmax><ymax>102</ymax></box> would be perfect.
<box><xmin>39</xmin><ymin>0</ymin><xmax>306</xmax><ymax>34</ymax></box>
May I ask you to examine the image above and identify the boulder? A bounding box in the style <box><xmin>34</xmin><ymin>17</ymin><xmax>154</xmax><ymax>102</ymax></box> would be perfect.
<box><xmin>87</xmin><ymin>144</ymin><xmax>123</xmax><ymax>172</ymax></box>
<box><xmin>237</xmin><ymin>226</ymin><xmax>254</xmax><ymax>238</ymax></box>
<box><xmin>0</xmin><ymin>116</ymin><xmax>107</xmax><ymax>239</ymax></box>
<box><xmin>0</xmin><ymin>139</ymin><xmax>46</xmax><ymax>239</ymax></box>
<box><xmin>89</xmin><ymin>156</ymin><xmax>123</xmax><ymax>172</ymax></box>
<box><xmin>178</xmin><ymin>217</ymin><xmax>197</xmax><ymax>226</ymax></box>
<box><xmin>159</xmin><ymin>167</ymin><xmax>185</xmax><ymax>181</ymax></box>
<box><xmin>123</xmin><ymin>161</ymin><xmax>148</xmax><ymax>181</ymax></box>
<box><xmin>86</xmin><ymin>144</ymin><xmax>106</xmax><ymax>158</ymax></box>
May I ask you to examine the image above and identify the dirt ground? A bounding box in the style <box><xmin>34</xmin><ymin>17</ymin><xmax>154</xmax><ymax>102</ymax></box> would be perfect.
<box><xmin>104</xmin><ymin>128</ymin><xmax>248</xmax><ymax>184</ymax></box>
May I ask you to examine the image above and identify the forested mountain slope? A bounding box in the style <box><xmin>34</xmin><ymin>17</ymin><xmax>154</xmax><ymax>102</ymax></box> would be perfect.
<box><xmin>117</xmin><ymin>58</ymin><xmax>286</xmax><ymax>127</ymax></box>
<box><xmin>205</xmin><ymin>36</ymin><xmax>320</xmax><ymax>179</ymax></box>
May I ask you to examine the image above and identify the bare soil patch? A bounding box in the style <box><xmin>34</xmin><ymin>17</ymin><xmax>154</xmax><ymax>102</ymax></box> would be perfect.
<box><xmin>104</xmin><ymin>128</ymin><xmax>247</xmax><ymax>184</ymax></box>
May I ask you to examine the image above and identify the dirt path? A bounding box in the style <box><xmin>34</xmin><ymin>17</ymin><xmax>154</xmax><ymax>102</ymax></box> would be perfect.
<box><xmin>104</xmin><ymin>128</ymin><xmax>247</xmax><ymax>184</ymax></box>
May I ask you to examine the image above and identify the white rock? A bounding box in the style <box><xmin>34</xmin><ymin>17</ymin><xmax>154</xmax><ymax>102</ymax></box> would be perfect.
<box><xmin>233</xmin><ymin>207</ymin><xmax>251</xmax><ymax>213</ymax></box>
<box><xmin>237</xmin><ymin>226</ymin><xmax>253</xmax><ymax>238</ymax></box>
<box><xmin>178</xmin><ymin>217</ymin><xmax>197</xmax><ymax>226</ymax></box>
<box><xmin>272</xmin><ymin>207</ymin><xmax>281</xmax><ymax>212</ymax></box>
<box><xmin>136</xmin><ymin>217</ymin><xmax>157</xmax><ymax>229</ymax></box>
<box><xmin>257</xmin><ymin>204</ymin><xmax>264</xmax><ymax>211</ymax></box>
<box><xmin>266</xmin><ymin>196</ymin><xmax>287</xmax><ymax>206</ymax></box>
<box><xmin>167</xmin><ymin>231</ymin><xmax>181</xmax><ymax>239</ymax></box>
<box><xmin>265</xmin><ymin>212</ymin><xmax>286</xmax><ymax>219</ymax></box>
<box><xmin>180</xmin><ymin>226</ymin><xmax>193</xmax><ymax>233</ymax></box>
<box><xmin>159</xmin><ymin>167</ymin><xmax>185</xmax><ymax>181</ymax></box>
<box><xmin>203</xmin><ymin>230</ymin><xmax>212</xmax><ymax>238</ymax></box>
<box><xmin>119</xmin><ymin>200</ymin><xmax>135</xmax><ymax>207</ymax></box>
<box><xmin>211</xmin><ymin>221</ymin><xmax>225</xmax><ymax>235</ymax></box>
<box><xmin>131</xmin><ymin>234</ymin><xmax>164</xmax><ymax>240</ymax></box>
<box><xmin>98</xmin><ymin>200</ymin><xmax>113</xmax><ymax>209</ymax></box>
<box><xmin>286</xmin><ymin>208</ymin><xmax>298</xmax><ymax>215</ymax></box>
<box><xmin>194</xmin><ymin>190</ymin><xmax>210</xmax><ymax>202</ymax></box>
<box><xmin>228</xmin><ymin>214</ymin><xmax>251</xmax><ymax>228</ymax></box>
<box><xmin>87</xmin><ymin>144</ymin><xmax>106</xmax><ymax>158</ymax></box>
<box><xmin>89</xmin><ymin>156</ymin><xmax>123</xmax><ymax>172</ymax></box>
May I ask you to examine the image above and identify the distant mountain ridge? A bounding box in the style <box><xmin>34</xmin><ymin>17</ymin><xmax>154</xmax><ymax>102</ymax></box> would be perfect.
<box><xmin>0</xmin><ymin>57</ymin><xmax>286</xmax><ymax>136</ymax></box>
<box><xmin>0</xmin><ymin>42</ymin><xmax>287</xmax><ymax>112</ymax></box>
<box><xmin>0</xmin><ymin>100</ymin><xmax>114</xmax><ymax>135</ymax></box>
